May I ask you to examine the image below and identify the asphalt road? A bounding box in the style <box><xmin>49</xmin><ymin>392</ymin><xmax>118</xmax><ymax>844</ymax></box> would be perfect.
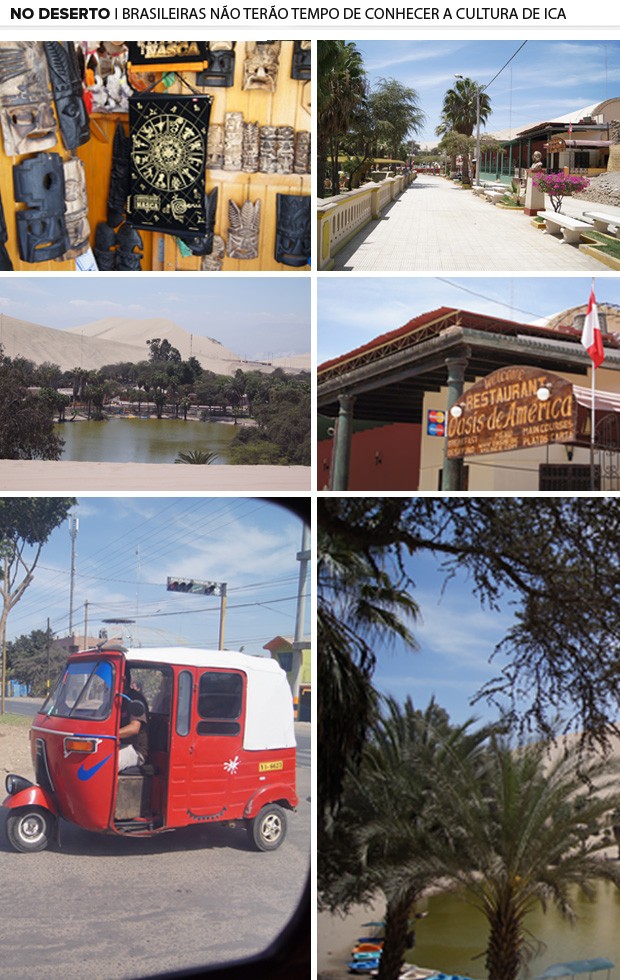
<box><xmin>0</xmin><ymin>711</ymin><xmax>311</xmax><ymax>980</ymax></box>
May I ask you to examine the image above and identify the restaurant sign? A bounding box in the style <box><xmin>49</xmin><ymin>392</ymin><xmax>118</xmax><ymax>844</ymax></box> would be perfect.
<box><xmin>446</xmin><ymin>366</ymin><xmax>575</xmax><ymax>459</ymax></box>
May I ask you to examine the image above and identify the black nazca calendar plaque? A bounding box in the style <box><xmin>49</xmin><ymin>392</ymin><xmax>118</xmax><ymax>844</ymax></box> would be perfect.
<box><xmin>127</xmin><ymin>93</ymin><xmax>213</xmax><ymax>237</ymax></box>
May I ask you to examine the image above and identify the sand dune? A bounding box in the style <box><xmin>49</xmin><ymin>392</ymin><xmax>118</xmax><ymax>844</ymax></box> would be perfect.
<box><xmin>0</xmin><ymin>312</ymin><xmax>310</xmax><ymax>376</ymax></box>
<box><xmin>0</xmin><ymin>460</ymin><xmax>310</xmax><ymax>491</ymax></box>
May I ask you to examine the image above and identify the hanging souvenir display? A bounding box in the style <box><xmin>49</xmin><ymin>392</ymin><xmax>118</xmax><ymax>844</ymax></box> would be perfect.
<box><xmin>13</xmin><ymin>152</ymin><xmax>69</xmax><ymax>263</ymax></box>
<box><xmin>274</xmin><ymin>193</ymin><xmax>310</xmax><ymax>267</ymax></box>
<box><xmin>242</xmin><ymin>42</ymin><xmax>281</xmax><ymax>92</ymax></box>
<box><xmin>0</xmin><ymin>42</ymin><xmax>57</xmax><ymax>156</ymax></box>
<box><xmin>127</xmin><ymin>42</ymin><xmax>208</xmax><ymax>73</ymax></box>
<box><xmin>43</xmin><ymin>42</ymin><xmax>91</xmax><ymax>151</ymax></box>
<box><xmin>0</xmin><ymin>40</ymin><xmax>310</xmax><ymax>271</ymax></box>
<box><xmin>227</xmin><ymin>199</ymin><xmax>260</xmax><ymax>260</ymax></box>
<box><xmin>291</xmin><ymin>41</ymin><xmax>311</xmax><ymax>81</ymax></box>
<box><xmin>196</xmin><ymin>42</ymin><xmax>236</xmax><ymax>88</ymax></box>
<box><xmin>127</xmin><ymin>91</ymin><xmax>213</xmax><ymax>238</ymax></box>
<box><xmin>0</xmin><ymin>190</ymin><xmax>12</xmax><ymax>271</ymax></box>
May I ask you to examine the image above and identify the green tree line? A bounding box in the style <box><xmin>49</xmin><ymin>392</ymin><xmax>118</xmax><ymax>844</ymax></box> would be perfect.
<box><xmin>0</xmin><ymin>343</ymin><xmax>310</xmax><ymax>466</ymax></box>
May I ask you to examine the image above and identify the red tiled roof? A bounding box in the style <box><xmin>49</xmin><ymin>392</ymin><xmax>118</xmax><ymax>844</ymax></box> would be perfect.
<box><xmin>318</xmin><ymin>306</ymin><xmax>606</xmax><ymax>377</ymax></box>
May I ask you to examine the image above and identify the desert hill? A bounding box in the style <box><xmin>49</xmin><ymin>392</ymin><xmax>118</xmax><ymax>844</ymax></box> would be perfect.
<box><xmin>0</xmin><ymin>312</ymin><xmax>309</xmax><ymax>375</ymax></box>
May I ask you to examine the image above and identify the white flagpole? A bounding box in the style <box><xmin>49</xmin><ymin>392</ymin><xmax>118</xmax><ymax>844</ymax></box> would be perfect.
<box><xmin>590</xmin><ymin>276</ymin><xmax>596</xmax><ymax>490</ymax></box>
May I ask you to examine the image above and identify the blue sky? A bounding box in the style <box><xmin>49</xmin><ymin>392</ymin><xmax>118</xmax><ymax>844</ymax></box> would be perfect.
<box><xmin>0</xmin><ymin>277</ymin><xmax>310</xmax><ymax>360</ymax></box>
<box><xmin>318</xmin><ymin>276</ymin><xmax>619</xmax><ymax>364</ymax></box>
<box><xmin>6</xmin><ymin>498</ymin><xmax>310</xmax><ymax>657</ymax></box>
<box><xmin>368</xmin><ymin>548</ymin><xmax>517</xmax><ymax>726</ymax></box>
<box><xmin>351</xmin><ymin>39</ymin><xmax>620</xmax><ymax>144</ymax></box>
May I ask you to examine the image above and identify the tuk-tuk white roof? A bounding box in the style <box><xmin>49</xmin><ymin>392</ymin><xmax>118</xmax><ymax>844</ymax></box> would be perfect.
<box><xmin>124</xmin><ymin>647</ymin><xmax>295</xmax><ymax>751</ymax></box>
<box><xmin>125</xmin><ymin>647</ymin><xmax>282</xmax><ymax>674</ymax></box>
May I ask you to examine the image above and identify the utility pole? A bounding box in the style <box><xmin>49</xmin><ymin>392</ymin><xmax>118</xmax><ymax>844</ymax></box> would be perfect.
<box><xmin>83</xmin><ymin>601</ymin><xmax>89</xmax><ymax>650</ymax></box>
<box><xmin>68</xmin><ymin>516</ymin><xmax>79</xmax><ymax>638</ymax></box>
<box><xmin>46</xmin><ymin>618</ymin><xmax>51</xmax><ymax>693</ymax></box>
<box><xmin>218</xmin><ymin>584</ymin><xmax>227</xmax><ymax>651</ymax></box>
<box><xmin>294</xmin><ymin>523</ymin><xmax>310</xmax><ymax>648</ymax></box>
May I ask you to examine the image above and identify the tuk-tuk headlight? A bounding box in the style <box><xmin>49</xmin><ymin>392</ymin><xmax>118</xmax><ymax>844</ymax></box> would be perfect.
<box><xmin>64</xmin><ymin>737</ymin><xmax>99</xmax><ymax>756</ymax></box>
<box><xmin>5</xmin><ymin>774</ymin><xmax>33</xmax><ymax>795</ymax></box>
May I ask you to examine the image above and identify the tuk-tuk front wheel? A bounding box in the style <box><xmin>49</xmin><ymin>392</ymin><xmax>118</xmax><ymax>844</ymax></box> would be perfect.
<box><xmin>6</xmin><ymin>806</ymin><xmax>54</xmax><ymax>853</ymax></box>
<box><xmin>247</xmin><ymin>803</ymin><xmax>287</xmax><ymax>851</ymax></box>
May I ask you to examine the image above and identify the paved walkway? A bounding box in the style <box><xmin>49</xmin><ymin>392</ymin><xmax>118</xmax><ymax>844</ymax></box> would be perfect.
<box><xmin>331</xmin><ymin>175</ymin><xmax>607</xmax><ymax>272</ymax></box>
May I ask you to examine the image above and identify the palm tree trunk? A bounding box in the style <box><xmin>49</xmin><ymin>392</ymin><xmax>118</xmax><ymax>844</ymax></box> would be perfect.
<box><xmin>485</xmin><ymin>900</ymin><xmax>522</xmax><ymax>980</ymax></box>
<box><xmin>377</xmin><ymin>891</ymin><xmax>419</xmax><ymax>980</ymax></box>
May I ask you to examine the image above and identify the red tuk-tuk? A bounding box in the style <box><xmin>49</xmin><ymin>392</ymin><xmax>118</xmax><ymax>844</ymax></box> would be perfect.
<box><xmin>3</xmin><ymin>644</ymin><xmax>298</xmax><ymax>853</ymax></box>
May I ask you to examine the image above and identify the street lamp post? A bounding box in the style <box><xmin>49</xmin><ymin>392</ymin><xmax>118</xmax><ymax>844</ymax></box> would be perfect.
<box><xmin>475</xmin><ymin>84</ymin><xmax>482</xmax><ymax>187</ymax></box>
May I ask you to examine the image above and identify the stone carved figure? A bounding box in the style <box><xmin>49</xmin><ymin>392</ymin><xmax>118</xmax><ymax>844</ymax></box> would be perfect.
<box><xmin>206</xmin><ymin>124</ymin><xmax>224</xmax><ymax>170</ymax></box>
<box><xmin>259</xmin><ymin>125</ymin><xmax>277</xmax><ymax>174</ymax></box>
<box><xmin>276</xmin><ymin>126</ymin><xmax>295</xmax><ymax>174</ymax></box>
<box><xmin>0</xmin><ymin>42</ymin><xmax>57</xmax><ymax>156</ymax></box>
<box><xmin>227</xmin><ymin>199</ymin><xmax>261</xmax><ymax>260</ymax></box>
<box><xmin>61</xmin><ymin>157</ymin><xmax>90</xmax><ymax>259</ymax></box>
<box><xmin>44</xmin><ymin>41</ymin><xmax>91</xmax><ymax>151</ymax></box>
<box><xmin>201</xmin><ymin>234</ymin><xmax>225</xmax><ymax>271</ymax></box>
<box><xmin>242</xmin><ymin>41</ymin><xmax>281</xmax><ymax>93</ymax></box>
<box><xmin>242</xmin><ymin>121</ymin><xmax>260</xmax><ymax>173</ymax></box>
<box><xmin>294</xmin><ymin>131</ymin><xmax>311</xmax><ymax>174</ymax></box>
<box><xmin>224</xmin><ymin>111</ymin><xmax>243</xmax><ymax>171</ymax></box>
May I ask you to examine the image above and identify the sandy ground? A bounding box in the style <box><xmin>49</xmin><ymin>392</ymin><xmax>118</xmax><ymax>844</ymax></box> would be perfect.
<box><xmin>0</xmin><ymin>720</ymin><xmax>35</xmax><ymax>782</ymax></box>
<box><xmin>0</xmin><ymin>461</ymin><xmax>311</xmax><ymax>491</ymax></box>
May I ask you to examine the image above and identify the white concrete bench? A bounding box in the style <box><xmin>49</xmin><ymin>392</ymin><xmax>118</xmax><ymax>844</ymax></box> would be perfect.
<box><xmin>538</xmin><ymin>210</ymin><xmax>593</xmax><ymax>245</ymax></box>
<box><xmin>581</xmin><ymin>210</ymin><xmax>620</xmax><ymax>236</ymax></box>
<box><xmin>485</xmin><ymin>190</ymin><xmax>506</xmax><ymax>204</ymax></box>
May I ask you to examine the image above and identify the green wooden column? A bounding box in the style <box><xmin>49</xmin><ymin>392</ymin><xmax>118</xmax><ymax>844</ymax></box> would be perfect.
<box><xmin>330</xmin><ymin>393</ymin><xmax>356</xmax><ymax>491</ymax></box>
<box><xmin>441</xmin><ymin>355</ymin><xmax>468</xmax><ymax>492</ymax></box>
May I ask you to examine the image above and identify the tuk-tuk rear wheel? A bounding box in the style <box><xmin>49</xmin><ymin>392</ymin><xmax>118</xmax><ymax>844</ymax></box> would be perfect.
<box><xmin>6</xmin><ymin>806</ymin><xmax>54</xmax><ymax>853</ymax></box>
<box><xmin>247</xmin><ymin>803</ymin><xmax>287</xmax><ymax>851</ymax></box>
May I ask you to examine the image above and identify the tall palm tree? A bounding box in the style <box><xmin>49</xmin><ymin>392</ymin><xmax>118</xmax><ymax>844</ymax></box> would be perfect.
<box><xmin>317</xmin><ymin>40</ymin><xmax>368</xmax><ymax>196</ymax></box>
<box><xmin>318</xmin><ymin>501</ymin><xmax>419</xmax><ymax>823</ymax></box>
<box><xmin>436</xmin><ymin>77</ymin><xmax>491</xmax><ymax>183</ymax></box>
<box><xmin>443</xmin><ymin>735</ymin><xmax>620</xmax><ymax>980</ymax></box>
<box><xmin>320</xmin><ymin>696</ymin><xmax>492</xmax><ymax>980</ymax></box>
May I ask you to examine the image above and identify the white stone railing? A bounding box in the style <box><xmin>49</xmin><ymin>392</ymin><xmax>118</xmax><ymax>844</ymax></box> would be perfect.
<box><xmin>317</xmin><ymin>173</ymin><xmax>414</xmax><ymax>269</ymax></box>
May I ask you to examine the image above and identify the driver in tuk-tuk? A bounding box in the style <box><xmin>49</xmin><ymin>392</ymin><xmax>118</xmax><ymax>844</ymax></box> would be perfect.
<box><xmin>118</xmin><ymin>669</ymin><xmax>149</xmax><ymax>772</ymax></box>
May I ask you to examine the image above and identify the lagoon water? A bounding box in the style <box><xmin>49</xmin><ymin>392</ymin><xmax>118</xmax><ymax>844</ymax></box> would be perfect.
<box><xmin>320</xmin><ymin>880</ymin><xmax>619</xmax><ymax>978</ymax></box>
<box><xmin>55</xmin><ymin>418</ymin><xmax>236</xmax><ymax>465</ymax></box>
<box><xmin>411</xmin><ymin>881</ymin><xmax>620</xmax><ymax>978</ymax></box>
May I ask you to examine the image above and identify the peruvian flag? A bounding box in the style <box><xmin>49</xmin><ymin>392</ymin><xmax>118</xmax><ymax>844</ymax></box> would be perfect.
<box><xmin>568</xmin><ymin>121</ymin><xmax>573</xmax><ymax>134</ymax></box>
<box><xmin>581</xmin><ymin>287</ymin><xmax>605</xmax><ymax>368</ymax></box>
